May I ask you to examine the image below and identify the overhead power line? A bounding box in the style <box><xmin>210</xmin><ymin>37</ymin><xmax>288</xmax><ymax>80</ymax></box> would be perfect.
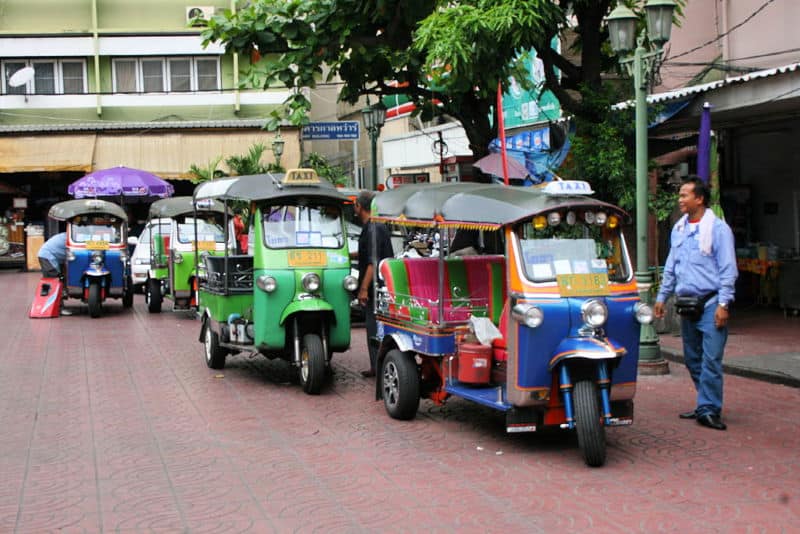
<box><xmin>665</xmin><ymin>0</ymin><xmax>778</xmax><ymax>61</ymax></box>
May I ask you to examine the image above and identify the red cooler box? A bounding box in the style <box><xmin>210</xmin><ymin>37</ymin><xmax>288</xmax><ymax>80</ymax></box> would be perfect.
<box><xmin>457</xmin><ymin>343</ymin><xmax>492</xmax><ymax>384</ymax></box>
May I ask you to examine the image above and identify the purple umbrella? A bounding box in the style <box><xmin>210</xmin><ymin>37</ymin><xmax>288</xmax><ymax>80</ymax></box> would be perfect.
<box><xmin>68</xmin><ymin>166</ymin><xmax>174</xmax><ymax>199</ymax></box>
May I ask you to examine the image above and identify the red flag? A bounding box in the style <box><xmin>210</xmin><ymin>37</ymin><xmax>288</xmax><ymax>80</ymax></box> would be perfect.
<box><xmin>497</xmin><ymin>82</ymin><xmax>509</xmax><ymax>186</ymax></box>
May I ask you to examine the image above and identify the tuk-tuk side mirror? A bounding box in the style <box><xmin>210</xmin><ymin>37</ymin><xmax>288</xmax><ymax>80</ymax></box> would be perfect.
<box><xmin>128</xmin><ymin>236</ymin><xmax>139</xmax><ymax>246</ymax></box>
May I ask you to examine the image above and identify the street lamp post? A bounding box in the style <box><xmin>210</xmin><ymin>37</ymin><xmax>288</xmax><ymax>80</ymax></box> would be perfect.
<box><xmin>361</xmin><ymin>101</ymin><xmax>387</xmax><ymax>190</ymax></box>
<box><xmin>271</xmin><ymin>131</ymin><xmax>285</xmax><ymax>170</ymax></box>
<box><xmin>608</xmin><ymin>0</ymin><xmax>676</xmax><ymax>375</ymax></box>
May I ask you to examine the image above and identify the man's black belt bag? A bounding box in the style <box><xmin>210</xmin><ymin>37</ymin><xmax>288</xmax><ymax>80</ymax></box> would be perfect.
<box><xmin>675</xmin><ymin>292</ymin><xmax>718</xmax><ymax>321</ymax></box>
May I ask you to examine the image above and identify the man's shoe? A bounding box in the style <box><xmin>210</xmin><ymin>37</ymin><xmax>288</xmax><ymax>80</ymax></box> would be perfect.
<box><xmin>60</xmin><ymin>308</ymin><xmax>73</xmax><ymax>316</ymax></box>
<box><xmin>679</xmin><ymin>410</ymin><xmax>697</xmax><ymax>419</ymax></box>
<box><xmin>360</xmin><ymin>369</ymin><xmax>376</xmax><ymax>378</ymax></box>
<box><xmin>697</xmin><ymin>414</ymin><xmax>727</xmax><ymax>430</ymax></box>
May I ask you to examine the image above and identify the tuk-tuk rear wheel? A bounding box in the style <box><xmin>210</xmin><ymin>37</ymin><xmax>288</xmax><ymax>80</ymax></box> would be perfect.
<box><xmin>204</xmin><ymin>320</ymin><xmax>226</xmax><ymax>369</ymax></box>
<box><xmin>299</xmin><ymin>334</ymin><xmax>326</xmax><ymax>395</ymax></box>
<box><xmin>574</xmin><ymin>379</ymin><xmax>606</xmax><ymax>467</ymax></box>
<box><xmin>146</xmin><ymin>278</ymin><xmax>162</xmax><ymax>313</ymax></box>
<box><xmin>87</xmin><ymin>283</ymin><xmax>102</xmax><ymax>318</ymax></box>
<box><xmin>382</xmin><ymin>350</ymin><xmax>420</xmax><ymax>420</ymax></box>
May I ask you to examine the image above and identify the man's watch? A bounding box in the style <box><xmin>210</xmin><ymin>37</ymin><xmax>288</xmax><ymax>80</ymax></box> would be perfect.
<box><xmin>718</xmin><ymin>302</ymin><xmax>729</xmax><ymax>310</ymax></box>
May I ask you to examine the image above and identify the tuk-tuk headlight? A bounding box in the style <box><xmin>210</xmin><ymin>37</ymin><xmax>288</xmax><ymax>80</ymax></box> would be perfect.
<box><xmin>584</xmin><ymin>211</ymin><xmax>596</xmax><ymax>224</ymax></box>
<box><xmin>173</xmin><ymin>251</ymin><xmax>184</xmax><ymax>264</ymax></box>
<box><xmin>302</xmin><ymin>273</ymin><xmax>321</xmax><ymax>293</ymax></box>
<box><xmin>547</xmin><ymin>212</ymin><xmax>561</xmax><ymax>226</ymax></box>
<box><xmin>607</xmin><ymin>215</ymin><xmax>620</xmax><ymax>229</ymax></box>
<box><xmin>634</xmin><ymin>302</ymin><xmax>654</xmax><ymax>324</ymax></box>
<box><xmin>67</xmin><ymin>250</ymin><xmax>76</xmax><ymax>261</ymax></box>
<box><xmin>595</xmin><ymin>212</ymin><xmax>607</xmax><ymax>225</ymax></box>
<box><xmin>566</xmin><ymin>211</ymin><xmax>577</xmax><ymax>225</ymax></box>
<box><xmin>343</xmin><ymin>275</ymin><xmax>358</xmax><ymax>292</ymax></box>
<box><xmin>512</xmin><ymin>303</ymin><xmax>544</xmax><ymax>329</ymax></box>
<box><xmin>90</xmin><ymin>251</ymin><xmax>104</xmax><ymax>267</ymax></box>
<box><xmin>533</xmin><ymin>215</ymin><xmax>547</xmax><ymax>230</ymax></box>
<box><xmin>581</xmin><ymin>299</ymin><xmax>608</xmax><ymax>328</ymax></box>
<box><xmin>257</xmin><ymin>275</ymin><xmax>277</xmax><ymax>293</ymax></box>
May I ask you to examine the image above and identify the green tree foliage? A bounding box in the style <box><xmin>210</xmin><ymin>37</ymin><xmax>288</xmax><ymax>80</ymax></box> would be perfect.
<box><xmin>225</xmin><ymin>143</ymin><xmax>270</xmax><ymax>176</ymax></box>
<box><xmin>188</xmin><ymin>155</ymin><xmax>225</xmax><ymax>184</ymax></box>
<box><xmin>304</xmin><ymin>152</ymin><xmax>349</xmax><ymax>187</ymax></box>
<box><xmin>200</xmin><ymin>0</ymin><xmax>563</xmax><ymax>157</ymax></box>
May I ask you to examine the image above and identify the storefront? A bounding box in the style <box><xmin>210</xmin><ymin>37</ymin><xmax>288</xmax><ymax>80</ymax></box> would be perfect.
<box><xmin>647</xmin><ymin>62</ymin><xmax>800</xmax><ymax>312</ymax></box>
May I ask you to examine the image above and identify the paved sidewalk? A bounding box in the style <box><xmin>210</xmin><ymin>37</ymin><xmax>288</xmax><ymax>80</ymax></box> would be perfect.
<box><xmin>2</xmin><ymin>270</ymin><xmax>799</xmax><ymax>532</ymax></box>
<box><xmin>659</xmin><ymin>305</ymin><xmax>800</xmax><ymax>387</ymax></box>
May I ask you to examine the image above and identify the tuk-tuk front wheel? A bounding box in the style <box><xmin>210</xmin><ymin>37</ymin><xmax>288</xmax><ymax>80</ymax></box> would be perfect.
<box><xmin>574</xmin><ymin>379</ymin><xmax>607</xmax><ymax>467</ymax></box>
<box><xmin>299</xmin><ymin>334</ymin><xmax>326</xmax><ymax>395</ymax></box>
<box><xmin>204</xmin><ymin>321</ymin><xmax>226</xmax><ymax>370</ymax></box>
<box><xmin>87</xmin><ymin>283</ymin><xmax>102</xmax><ymax>318</ymax></box>
<box><xmin>382</xmin><ymin>350</ymin><xmax>420</xmax><ymax>420</ymax></box>
<box><xmin>146</xmin><ymin>278</ymin><xmax>162</xmax><ymax>313</ymax></box>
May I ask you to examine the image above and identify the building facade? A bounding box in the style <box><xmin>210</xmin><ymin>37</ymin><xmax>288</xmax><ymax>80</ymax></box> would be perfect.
<box><xmin>0</xmin><ymin>0</ymin><xmax>296</xmax><ymax>253</ymax></box>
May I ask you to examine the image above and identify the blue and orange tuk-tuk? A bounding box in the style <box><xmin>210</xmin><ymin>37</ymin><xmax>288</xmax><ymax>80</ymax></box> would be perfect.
<box><xmin>48</xmin><ymin>199</ymin><xmax>133</xmax><ymax>318</ymax></box>
<box><xmin>370</xmin><ymin>181</ymin><xmax>653</xmax><ymax>466</ymax></box>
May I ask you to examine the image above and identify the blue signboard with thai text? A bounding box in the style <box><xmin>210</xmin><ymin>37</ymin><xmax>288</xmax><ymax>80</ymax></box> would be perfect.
<box><xmin>301</xmin><ymin>121</ymin><xmax>360</xmax><ymax>140</ymax></box>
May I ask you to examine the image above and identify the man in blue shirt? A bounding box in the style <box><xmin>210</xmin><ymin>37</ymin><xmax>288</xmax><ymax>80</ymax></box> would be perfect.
<box><xmin>654</xmin><ymin>176</ymin><xmax>738</xmax><ymax>431</ymax></box>
<box><xmin>38</xmin><ymin>232</ymin><xmax>67</xmax><ymax>278</ymax></box>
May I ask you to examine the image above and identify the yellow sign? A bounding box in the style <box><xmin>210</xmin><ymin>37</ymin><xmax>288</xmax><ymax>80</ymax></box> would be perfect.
<box><xmin>85</xmin><ymin>240</ymin><xmax>109</xmax><ymax>250</ymax></box>
<box><xmin>557</xmin><ymin>273</ymin><xmax>610</xmax><ymax>297</ymax></box>
<box><xmin>287</xmin><ymin>250</ymin><xmax>327</xmax><ymax>267</ymax></box>
<box><xmin>283</xmin><ymin>168</ymin><xmax>321</xmax><ymax>185</ymax></box>
<box><xmin>195</xmin><ymin>241</ymin><xmax>216</xmax><ymax>251</ymax></box>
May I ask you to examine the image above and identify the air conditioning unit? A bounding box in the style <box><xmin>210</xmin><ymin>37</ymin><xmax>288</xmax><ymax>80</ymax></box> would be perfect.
<box><xmin>186</xmin><ymin>6</ymin><xmax>215</xmax><ymax>26</ymax></box>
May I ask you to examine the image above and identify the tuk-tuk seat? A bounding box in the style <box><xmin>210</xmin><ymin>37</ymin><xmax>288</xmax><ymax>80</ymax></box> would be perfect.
<box><xmin>203</xmin><ymin>255</ymin><xmax>253</xmax><ymax>295</ymax></box>
<box><xmin>492</xmin><ymin>299</ymin><xmax>510</xmax><ymax>362</ymax></box>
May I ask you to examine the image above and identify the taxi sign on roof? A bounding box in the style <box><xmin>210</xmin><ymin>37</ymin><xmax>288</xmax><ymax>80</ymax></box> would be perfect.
<box><xmin>543</xmin><ymin>180</ymin><xmax>594</xmax><ymax>196</ymax></box>
<box><xmin>283</xmin><ymin>168</ymin><xmax>321</xmax><ymax>185</ymax></box>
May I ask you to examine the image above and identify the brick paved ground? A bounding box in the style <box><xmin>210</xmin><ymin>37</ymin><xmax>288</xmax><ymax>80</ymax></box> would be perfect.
<box><xmin>2</xmin><ymin>270</ymin><xmax>799</xmax><ymax>533</ymax></box>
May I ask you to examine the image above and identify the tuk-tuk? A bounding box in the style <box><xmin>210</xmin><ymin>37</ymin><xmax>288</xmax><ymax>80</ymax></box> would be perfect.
<box><xmin>370</xmin><ymin>181</ymin><xmax>653</xmax><ymax>466</ymax></box>
<box><xmin>142</xmin><ymin>196</ymin><xmax>229</xmax><ymax>313</ymax></box>
<box><xmin>193</xmin><ymin>169</ymin><xmax>357</xmax><ymax>394</ymax></box>
<box><xmin>48</xmin><ymin>199</ymin><xmax>133</xmax><ymax>318</ymax></box>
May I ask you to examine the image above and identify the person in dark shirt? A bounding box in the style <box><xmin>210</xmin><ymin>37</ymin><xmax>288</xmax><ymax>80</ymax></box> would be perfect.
<box><xmin>354</xmin><ymin>191</ymin><xmax>394</xmax><ymax>377</ymax></box>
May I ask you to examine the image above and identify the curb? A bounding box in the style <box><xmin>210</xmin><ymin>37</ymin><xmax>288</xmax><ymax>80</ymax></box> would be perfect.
<box><xmin>660</xmin><ymin>347</ymin><xmax>800</xmax><ymax>389</ymax></box>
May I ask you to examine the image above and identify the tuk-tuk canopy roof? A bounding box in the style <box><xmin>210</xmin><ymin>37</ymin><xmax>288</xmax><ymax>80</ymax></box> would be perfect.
<box><xmin>193</xmin><ymin>172</ymin><xmax>348</xmax><ymax>203</ymax></box>
<box><xmin>148</xmin><ymin>196</ymin><xmax>227</xmax><ymax>219</ymax></box>
<box><xmin>372</xmin><ymin>182</ymin><xmax>629</xmax><ymax>229</ymax></box>
<box><xmin>48</xmin><ymin>199</ymin><xmax>128</xmax><ymax>222</ymax></box>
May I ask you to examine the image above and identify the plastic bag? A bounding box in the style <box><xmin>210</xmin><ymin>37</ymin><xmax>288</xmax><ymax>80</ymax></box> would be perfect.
<box><xmin>469</xmin><ymin>315</ymin><xmax>502</xmax><ymax>346</ymax></box>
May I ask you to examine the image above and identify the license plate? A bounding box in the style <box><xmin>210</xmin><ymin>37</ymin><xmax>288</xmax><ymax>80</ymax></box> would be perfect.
<box><xmin>195</xmin><ymin>240</ymin><xmax>216</xmax><ymax>251</ymax></box>
<box><xmin>557</xmin><ymin>273</ymin><xmax>609</xmax><ymax>296</ymax></box>
<box><xmin>85</xmin><ymin>240</ymin><xmax>109</xmax><ymax>250</ymax></box>
<box><xmin>287</xmin><ymin>250</ymin><xmax>327</xmax><ymax>267</ymax></box>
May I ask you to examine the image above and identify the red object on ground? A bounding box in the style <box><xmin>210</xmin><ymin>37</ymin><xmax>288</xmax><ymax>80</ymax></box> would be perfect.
<box><xmin>457</xmin><ymin>343</ymin><xmax>492</xmax><ymax>384</ymax></box>
<box><xmin>29</xmin><ymin>277</ymin><xmax>63</xmax><ymax>318</ymax></box>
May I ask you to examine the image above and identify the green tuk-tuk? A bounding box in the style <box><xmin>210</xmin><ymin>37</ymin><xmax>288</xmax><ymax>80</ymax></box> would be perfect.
<box><xmin>142</xmin><ymin>196</ymin><xmax>229</xmax><ymax>313</ymax></box>
<box><xmin>193</xmin><ymin>169</ymin><xmax>357</xmax><ymax>394</ymax></box>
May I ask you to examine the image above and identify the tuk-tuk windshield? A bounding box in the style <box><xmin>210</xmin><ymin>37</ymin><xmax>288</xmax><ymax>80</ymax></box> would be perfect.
<box><xmin>176</xmin><ymin>217</ymin><xmax>225</xmax><ymax>243</ymax></box>
<box><xmin>516</xmin><ymin>219</ymin><xmax>630</xmax><ymax>283</ymax></box>
<box><xmin>261</xmin><ymin>203</ymin><xmax>343</xmax><ymax>249</ymax></box>
<box><xmin>70</xmin><ymin>216</ymin><xmax>123</xmax><ymax>244</ymax></box>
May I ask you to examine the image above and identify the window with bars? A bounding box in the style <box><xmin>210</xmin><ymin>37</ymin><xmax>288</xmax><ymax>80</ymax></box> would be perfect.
<box><xmin>1</xmin><ymin>59</ymin><xmax>86</xmax><ymax>95</ymax></box>
<box><xmin>111</xmin><ymin>57</ymin><xmax>220</xmax><ymax>93</ymax></box>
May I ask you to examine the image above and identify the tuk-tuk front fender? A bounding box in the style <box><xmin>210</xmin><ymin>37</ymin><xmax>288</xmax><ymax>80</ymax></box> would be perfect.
<box><xmin>548</xmin><ymin>336</ymin><xmax>627</xmax><ymax>371</ymax></box>
<box><xmin>279</xmin><ymin>298</ymin><xmax>335</xmax><ymax>326</ymax></box>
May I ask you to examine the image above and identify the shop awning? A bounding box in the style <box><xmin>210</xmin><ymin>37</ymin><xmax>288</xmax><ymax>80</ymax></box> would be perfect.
<box><xmin>612</xmin><ymin>62</ymin><xmax>800</xmax><ymax>135</ymax></box>
<box><xmin>92</xmin><ymin>130</ymin><xmax>289</xmax><ymax>180</ymax></box>
<box><xmin>0</xmin><ymin>134</ymin><xmax>95</xmax><ymax>173</ymax></box>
